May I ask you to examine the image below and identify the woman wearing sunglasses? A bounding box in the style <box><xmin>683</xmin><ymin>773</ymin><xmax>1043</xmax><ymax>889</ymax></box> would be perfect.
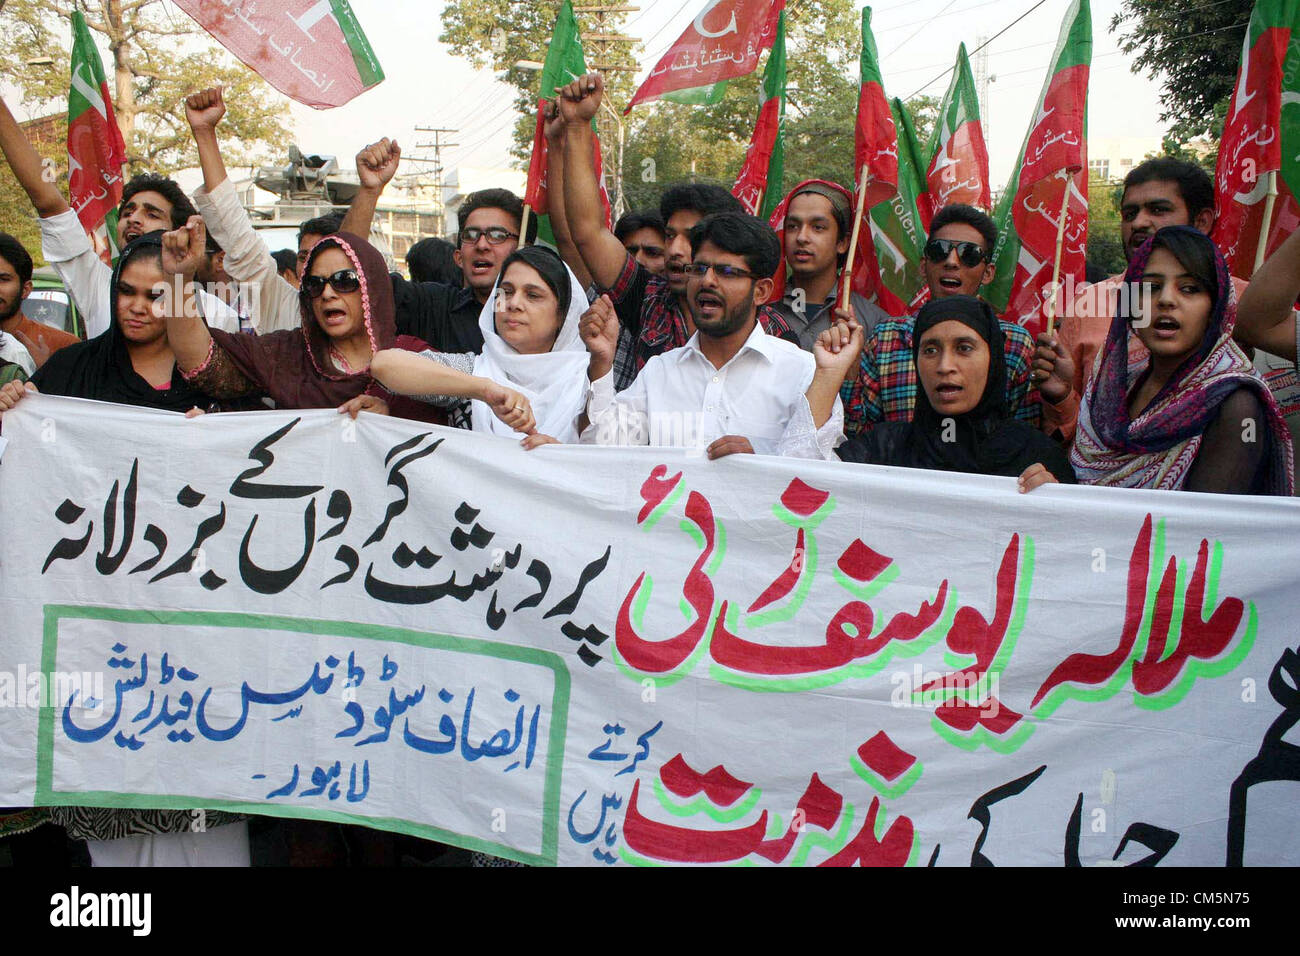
<box><xmin>368</xmin><ymin>244</ymin><xmax>590</xmax><ymax>447</ymax></box>
<box><xmin>157</xmin><ymin>217</ymin><xmax>535</xmax><ymax>432</ymax></box>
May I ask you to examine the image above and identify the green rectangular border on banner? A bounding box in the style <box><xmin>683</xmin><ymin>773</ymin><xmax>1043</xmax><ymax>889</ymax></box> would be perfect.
<box><xmin>35</xmin><ymin>605</ymin><xmax>570</xmax><ymax>866</ymax></box>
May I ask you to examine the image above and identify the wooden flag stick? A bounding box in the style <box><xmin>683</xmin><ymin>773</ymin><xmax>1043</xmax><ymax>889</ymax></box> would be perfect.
<box><xmin>521</xmin><ymin>203</ymin><xmax>533</xmax><ymax>247</ymax></box>
<box><xmin>839</xmin><ymin>165</ymin><xmax>873</xmax><ymax>313</ymax></box>
<box><xmin>1252</xmin><ymin>169</ymin><xmax>1279</xmax><ymax>276</ymax></box>
<box><xmin>1045</xmin><ymin>169</ymin><xmax>1076</xmax><ymax>332</ymax></box>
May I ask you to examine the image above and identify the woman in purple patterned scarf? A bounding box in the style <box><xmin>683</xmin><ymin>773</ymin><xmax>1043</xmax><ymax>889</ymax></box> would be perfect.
<box><xmin>1070</xmin><ymin>226</ymin><xmax>1293</xmax><ymax>494</ymax></box>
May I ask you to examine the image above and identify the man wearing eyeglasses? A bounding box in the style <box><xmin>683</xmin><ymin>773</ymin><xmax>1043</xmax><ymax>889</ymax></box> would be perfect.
<box><xmin>338</xmin><ymin>139</ymin><xmax>539</xmax><ymax>357</ymax></box>
<box><xmin>838</xmin><ymin>203</ymin><xmax>1039</xmax><ymax>439</ymax></box>
<box><xmin>579</xmin><ymin>212</ymin><xmax>842</xmax><ymax>460</ymax></box>
<box><xmin>558</xmin><ymin>73</ymin><xmax>795</xmax><ymax>393</ymax></box>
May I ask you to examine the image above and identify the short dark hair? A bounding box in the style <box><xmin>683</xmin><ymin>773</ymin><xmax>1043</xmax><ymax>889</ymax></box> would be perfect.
<box><xmin>1124</xmin><ymin>157</ymin><xmax>1215</xmax><ymax>222</ymax></box>
<box><xmin>271</xmin><ymin>249</ymin><xmax>298</xmax><ymax>275</ymax></box>
<box><xmin>499</xmin><ymin>245</ymin><xmax>571</xmax><ymax>317</ymax></box>
<box><xmin>298</xmin><ymin>212</ymin><xmax>345</xmax><ymax>244</ymax></box>
<box><xmin>405</xmin><ymin>237</ymin><xmax>462</xmax><ymax>285</ymax></box>
<box><xmin>614</xmin><ymin>209</ymin><xmax>666</xmax><ymax>243</ymax></box>
<box><xmin>457</xmin><ymin>188</ymin><xmax>538</xmax><ymax>244</ymax></box>
<box><xmin>120</xmin><ymin>173</ymin><xmax>197</xmax><ymax>230</ymax></box>
<box><xmin>0</xmin><ymin>232</ymin><xmax>34</xmax><ymax>286</ymax></box>
<box><xmin>660</xmin><ymin>183</ymin><xmax>742</xmax><ymax>225</ymax></box>
<box><xmin>929</xmin><ymin>203</ymin><xmax>998</xmax><ymax>254</ymax></box>
<box><xmin>688</xmin><ymin>212</ymin><xmax>781</xmax><ymax>278</ymax></box>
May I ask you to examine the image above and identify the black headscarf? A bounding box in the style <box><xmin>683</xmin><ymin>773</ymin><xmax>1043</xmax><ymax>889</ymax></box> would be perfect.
<box><xmin>838</xmin><ymin>295</ymin><xmax>1076</xmax><ymax>482</ymax></box>
<box><xmin>32</xmin><ymin>233</ymin><xmax>209</xmax><ymax>412</ymax></box>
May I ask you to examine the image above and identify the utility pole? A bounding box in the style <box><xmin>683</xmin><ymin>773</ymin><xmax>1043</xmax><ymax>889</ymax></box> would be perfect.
<box><xmin>574</xmin><ymin>2</ymin><xmax>639</xmax><ymax>219</ymax></box>
<box><xmin>412</xmin><ymin>126</ymin><xmax>459</xmax><ymax>235</ymax></box>
<box><xmin>974</xmin><ymin>36</ymin><xmax>994</xmax><ymax>146</ymax></box>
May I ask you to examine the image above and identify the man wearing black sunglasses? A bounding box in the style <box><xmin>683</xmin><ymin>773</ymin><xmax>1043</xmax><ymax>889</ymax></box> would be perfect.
<box><xmin>839</xmin><ymin>203</ymin><xmax>1040</xmax><ymax>439</ymax></box>
<box><xmin>340</xmin><ymin>138</ymin><xmax>538</xmax><ymax>357</ymax></box>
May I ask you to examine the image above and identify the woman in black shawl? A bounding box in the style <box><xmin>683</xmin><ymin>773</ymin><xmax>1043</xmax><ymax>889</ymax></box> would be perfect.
<box><xmin>823</xmin><ymin>295</ymin><xmax>1074</xmax><ymax>488</ymax></box>
<box><xmin>26</xmin><ymin>232</ymin><xmax>212</xmax><ymax>410</ymax></box>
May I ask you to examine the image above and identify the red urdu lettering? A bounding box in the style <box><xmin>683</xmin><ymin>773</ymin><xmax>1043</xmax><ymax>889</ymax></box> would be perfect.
<box><xmin>1032</xmin><ymin>515</ymin><xmax>1152</xmax><ymax>707</ymax></box>
<box><xmin>837</xmin><ymin>538</ymin><xmax>893</xmax><ymax>583</ymax></box>
<box><xmin>615</xmin><ymin>491</ymin><xmax>717</xmax><ymax>673</ymax></box>
<box><xmin>857</xmin><ymin>731</ymin><xmax>917</xmax><ymax>782</ymax></box>
<box><xmin>779</xmin><ymin>478</ymin><xmax>830</xmax><ymax>517</ymax></box>
<box><xmin>637</xmin><ymin>465</ymin><xmax>683</xmax><ymax>525</ymax></box>
<box><xmin>921</xmin><ymin>535</ymin><xmax>1021</xmax><ymax>694</ymax></box>
<box><xmin>748</xmin><ymin>527</ymin><xmax>806</xmax><ymax>613</ymax></box>
<box><xmin>658</xmin><ymin>754</ymin><xmax>754</xmax><ymax>806</ymax></box>
<box><xmin>819</xmin><ymin>796</ymin><xmax>913</xmax><ymax>867</ymax></box>
<box><xmin>755</xmin><ymin>773</ymin><xmax>844</xmax><ymax>863</ymax></box>
<box><xmin>935</xmin><ymin>697</ymin><xmax>1023</xmax><ymax>735</ymax></box>
<box><xmin>1132</xmin><ymin>539</ymin><xmax>1244</xmax><ymax>696</ymax></box>
<box><xmin>622</xmin><ymin>779</ymin><xmax>768</xmax><ymax>864</ymax></box>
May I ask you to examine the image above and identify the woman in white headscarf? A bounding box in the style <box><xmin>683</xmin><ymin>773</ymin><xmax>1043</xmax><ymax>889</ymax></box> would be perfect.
<box><xmin>369</xmin><ymin>244</ymin><xmax>590</xmax><ymax>445</ymax></box>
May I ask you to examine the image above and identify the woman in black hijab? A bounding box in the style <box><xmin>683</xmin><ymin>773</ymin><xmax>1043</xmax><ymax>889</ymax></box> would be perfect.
<box><xmin>830</xmin><ymin>295</ymin><xmax>1075</xmax><ymax>488</ymax></box>
<box><xmin>28</xmin><ymin>232</ymin><xmax>212</xmax><ymax>411</ymax></box>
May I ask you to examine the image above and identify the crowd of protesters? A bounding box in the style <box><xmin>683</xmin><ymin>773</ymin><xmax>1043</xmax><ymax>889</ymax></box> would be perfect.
<box><xmin>0</xmin><ymin>69</ymin><xmax>1295</xmax><ymax>866</ymax></box>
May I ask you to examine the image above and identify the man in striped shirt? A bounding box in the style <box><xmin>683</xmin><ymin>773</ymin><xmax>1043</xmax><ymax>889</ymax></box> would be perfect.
<box><xmin>839</xmin><ymin>204</ymin><xmax>1039</xmax><ymax>438</ymax></box>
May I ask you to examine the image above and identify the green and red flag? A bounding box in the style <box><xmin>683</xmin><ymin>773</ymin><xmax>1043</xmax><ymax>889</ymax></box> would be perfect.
<box><xmin>867</xmin><ymin>98</ymin><xmax>931</xmax><ymax>315</ymax></box>
<box><xmin>523</xmin><ymin>0</ymin><xmax>610</xmax><ymax>243</ymax></box>
<box><xmin>1212</xmin><ymin>0</ymin><xmax>1300</xmax><ymax>277</ymax></box>
<box><xmin>173</xmin><ymin>0</ymin><xmax>384</xmax><ymax>108</ymax></box>
<box><xmin>732</xmin><ymin>12</ymin><xmax>787</xmax><ymax>220</ymax></box>
<box><xmin>847</xmin><ymin>7</ymin><xmax>901</xmax><ymax>307</ymax></box>
<box><xmin>987</xmin><ymin>0</ymin><xmax>1091</xmax><ymax>337</ymax></box>
<box><xmin>625</xmin><ymin>0</ymin><xmax>784</xmax><ymax>113</ymax></box>
<box><xmin>925</xmin><ymin>43</ymin><xmax>991</xmax><ymax>214</ymax></box>
<box><xmin>67</xmin><ymin>10</ymin><xmax>127</xmax><ymax>264</ymax></box>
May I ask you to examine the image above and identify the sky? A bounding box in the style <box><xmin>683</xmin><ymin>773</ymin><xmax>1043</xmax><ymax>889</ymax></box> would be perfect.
<box><xmin>6</xmin><ymin>0</ymin><xmax>1172</xmax><ymax>192</ymax></box>
<box><xmin>282</xmin><ymin>0</ymin><xmax>1169</xmax><ymax>191</ymax></box>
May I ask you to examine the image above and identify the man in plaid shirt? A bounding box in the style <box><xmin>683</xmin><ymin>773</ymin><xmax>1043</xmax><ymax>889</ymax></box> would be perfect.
<box><xmin>840</xmin><ymin>204</ymin><xmax>1040</xmax><ymax>438</ymax></box>
<box><xmin>557</xmin><ymin>73</ymin><xmax>794</xmax><ymax>390</ymax></box>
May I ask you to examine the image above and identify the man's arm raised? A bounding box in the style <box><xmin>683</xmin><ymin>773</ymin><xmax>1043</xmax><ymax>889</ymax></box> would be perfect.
<box><xmin>342</xmin><ymin>138</ymin><xmax>400</xmax><ymax>239</ymax></box>
<box><xmin>559</xmin><ymin>73</ymin><xmax>628</xmax><ymax>290</ymax></box>
<box><xmin>544</xmin><ymin>103</ymin><xmax>593</xmax><ymax>289</ymax></box>
<box><xmin>1237</xmin><ymin>229</ymin><xmax>1300</xmax><ymax>363</ymax></box>
<box><xmin>0</xmin><ymin>94</ymin><xmax>70</xmax><ymax>218</ymax></box>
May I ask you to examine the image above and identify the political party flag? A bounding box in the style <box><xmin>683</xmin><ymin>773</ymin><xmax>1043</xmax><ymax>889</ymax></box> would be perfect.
<box><xmin>925</xmin><ymin>43</ymin><xmax>991</xmax><ymax>214</ymax></box>
<box><xmin>987</xmin><ymin>0</ymin><xmax>1091</xmax><ymax>337</ymax></box>
<box><xmin>624</xmin><ymin>0</ymin><xmax>784</xmax><ymax>114</ymax></box>
<box><xmin>847</xmin><ymin>7</ymin><xmax>901</xmax><ymax>307</ymax></box>
<box><xmin>1211</xmin><ymin>0</ymin><xmax>1300</xmax><ymax>277</ymax></box>
<box><xmin>523</xmin><ymin>1</ymin><xmax>610</xmax><ymax>245</ymax></box>
<box><xmin>867</xmin><ymin>98</ymin><xmax>931</xmax><ymax>315</ymax></box>
<box><xmin>67</xmin><ymin>10</ymin><xmax>128</xmax><ymax>264</ymax></box>
<box><xmin>732</xmin><ymin>12</ymin><xmax>787</xmax><ymax>220</ymax></box>
<box><xmin>172</xmin><ymin>0</ymin><xmax>383</xmax><ymax>109</ymax></box>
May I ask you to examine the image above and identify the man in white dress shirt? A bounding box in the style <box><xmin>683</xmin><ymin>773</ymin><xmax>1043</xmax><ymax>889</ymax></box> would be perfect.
<box><xmin>580</xmin><ymin>212</ymin><xmax>843</xmax><ymax>459</ymax></box>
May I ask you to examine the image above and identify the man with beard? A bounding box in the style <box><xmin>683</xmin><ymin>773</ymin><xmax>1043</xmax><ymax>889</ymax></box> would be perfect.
<box><xmin>0</xmin><ymin>93</ymin><xmax>240</xmax><ymax>338</ymax></box>
<box><xmin>558</xmin><ymin>73</ymin><xmax>794</xmax><ymax>391</ymax></box>
<box><xmin>0</xmin><ymin>232</ymin><xmax>79</xmax><ymax>369</ymax></box>
<box><xmin>579</xmin><ymin>212</ymin><xmax>842</xmax><ymax>460</ymax></box>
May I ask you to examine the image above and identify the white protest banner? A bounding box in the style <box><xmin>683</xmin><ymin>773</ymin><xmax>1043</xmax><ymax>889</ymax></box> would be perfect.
<box><xmin>1</xmin><ymin>394</ymin><xmax>1298</xmax><ymax>866</ymax></box>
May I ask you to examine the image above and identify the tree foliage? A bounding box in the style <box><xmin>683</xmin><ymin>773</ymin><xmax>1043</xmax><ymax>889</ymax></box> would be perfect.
<box><xmin>1111</xmin><ymin>0</ymin><xmax>1254</xmax><ymax>145</ymax></box>
<box><xmin>0</xmin><ymin>0</ymin><xmax>290</xmax><ymax>172</ymax></box>
<box><xmin>1086</xmin><ymin>173</ymin><xmax>1127</xmax><ymax>277</ymax></box>
<box><xmin>439</xmin><ymin>0</ymin><xmax>937</xmax><ymax>209</ymax></box>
